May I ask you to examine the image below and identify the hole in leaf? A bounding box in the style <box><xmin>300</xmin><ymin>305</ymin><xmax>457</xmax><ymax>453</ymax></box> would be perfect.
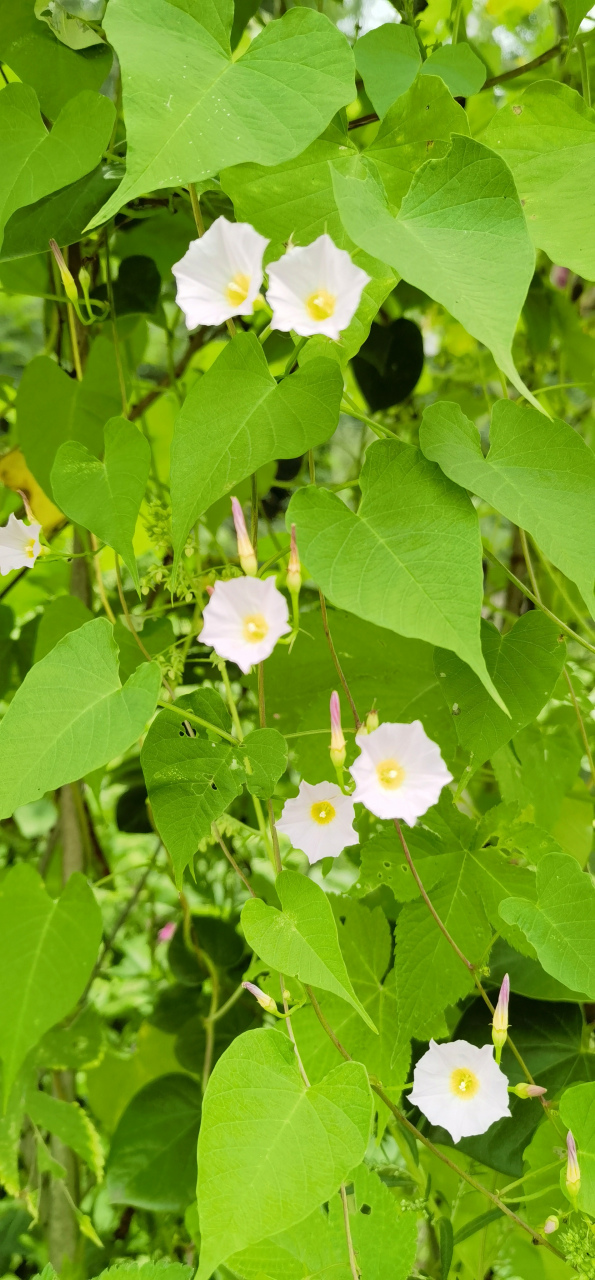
<box><xmin>339</xmin><ymin>915</ymin><xmax>346</xmax><ymax>925</ymax></box>
<box><xmin>360</xmin><ymin>1204</ymin><xmax>372</xmax><ymax>1215</ymax></box>
<box><xmin>383</xmin><ymin>861</ymin><xmax>391</xmax><ymax>869</ymax></box>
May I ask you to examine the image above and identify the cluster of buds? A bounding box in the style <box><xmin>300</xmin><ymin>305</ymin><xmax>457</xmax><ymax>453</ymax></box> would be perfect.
<box><xmin>231</xmin><ymin>497</ymin><xmax>257</xmax><ymax>576</ymax></box>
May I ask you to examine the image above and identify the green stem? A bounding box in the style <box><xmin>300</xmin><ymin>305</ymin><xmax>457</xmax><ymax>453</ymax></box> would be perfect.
<box><xmin>577</xmin><ymin>37</ymin><xmax>592</xmax><ymax>105</ymax></box>
<box><xmin>157</xmin><ymin>700</ymin><xmax>237</xmax><ymax>746</ymax></box>
<box><xmin>483</xmin><ymin>548</ymin><xmax>595</xmax><ymax>658</ymax></box>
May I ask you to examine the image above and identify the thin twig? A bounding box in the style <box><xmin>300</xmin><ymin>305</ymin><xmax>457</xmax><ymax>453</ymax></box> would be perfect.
<box><xmin>79</xmin><ymin>847</ymin><xmax>161</xmax><ymax>1002</ymax></box>
<box><xmin>319</xmin><ymin>593</ymin><xmax>361</xmax><ymax>729</ymax></box>
<box><xmin>394</xmin><ymin>819</ymin><xmax>474</xmax><ymax>971</ymax></box>
<box><xmin>484</xmin><ymin>548</ymin><xmax>595</xmax><ymax>657</ymax></box>
<box><xmin>115</xmin><ymin>555</ymin><xmax>153</xmax><ymax>662</ymax></box>
<box><xmin>129</xmin><ymin>331</ymin><xmax>206</xmax><ymax>420</ymax></box>
<box><xmin>212</xmin><ymin>822</ymin><xmax>256</xmax><ymax>896</ymax></box>
<box><xmin>519</xmin><ymin>530</ymin><xmax>595</xmax><ymax>789</ymax></box>
<box><xmin>90</xmin><ymin>534</ymin><xmax>116</xmax><ymax>624</ymax></box>
<box><xmin>483</xmin><ymin>42</ymin><xmax>564</xmax><ymax>88</ymax></box>
<box><xmin>340</xmin><ymin>1184</ymin><xmax>360</xmax><ymax>1279</ymax></box>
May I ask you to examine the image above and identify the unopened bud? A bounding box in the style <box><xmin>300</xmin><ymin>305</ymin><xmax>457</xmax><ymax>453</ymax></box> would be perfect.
<box><xmin>79</xmin><ymin>266</ymin><xmax>91</xmax><ymax>296</ymax></box>
<box><xmin>544</xmin><ymin>1216</ymin><xmax>559</xmax><ymax>1234</ymax></box>
<box><xmin>329</xmin><ymin>690</ymin><xmax>346</xmax><ymax>769</ymax></box>
<box><xmin>510</xmin><ymin>1082</ymin><xmax>547</xmax><ymax>1099</ymax></box>
<box><xmin>364</xmin><ymin>708</ymin><xmax>379</xmax><ymax>733</ymax></box>
<box><xmin>242</xmin><ymin>981</ymin><xmax>278</xmax><ymax>1014</ymax></box>
<box><xmin>566</xmin><ymin>1130</ymin><xmax>581</xmax><ymax>1200</ymax></box>
<box><xmin>49</xmin><ymin>239</ymin><xmax>79</xmax><ymax>307</ymax></box>
<box><xmin>286</xmin><ymin>523</ymin><xmax>301</xmax><ymax>596</ymax></box>
<box><xmin>492</xmin><ymin>973</ymin><xmax>509</xmax><ymax>1062</ymax></box>
<box><xmin>231</xmin><ymin>496</ymin><xmax>257</xmax><ymax>576</ymax></box>
<box><xmin>205</xmin><ymin>583</ymin><xmax>214</xmax><ymax>597</ymax></box>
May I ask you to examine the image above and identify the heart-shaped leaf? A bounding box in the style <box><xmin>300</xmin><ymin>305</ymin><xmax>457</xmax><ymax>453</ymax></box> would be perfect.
<box><xmin>170</xmin><ymin>332</ymin><xmax>343</xmax><ymax>568</ymax></box>
<box><xmin>242</xmin><ymin>870</ymin><xmax>377</xmax><ymax>1032</ymax></box>
<box><xmin>52</xmin><ymin>416</ymin><xmax>150</xmax><ymax>592</ymax></box>
<box><xmin>87</xmin><ymin>0</ymin><xmax>355</xmax><ymax>227</ymax></box>
<box><xmin>288</xmin><ymin>439</ymin><xmax>505</xmax><ymax>709</ymax></box>
<box><xmin>500</xmin><ymin>854</ymin><xmax>595</xmax><ymax>998</ymax></box>
<box><xmin>435</xmin><ymin>612</ymin><xmax>566</xmax><ymax>767</ymax></box>
<box><xmin>420</xmin><ymin>398</ymin><xmax>595</xmax><ymax>617</ymax></box>
<box><xmin>0</xmin><ymin>863</ymin><xmax>102</xmax><ymax>1100</ymax></box>
<box><xmin>196</xmin><ymin>1027</ymin><xmax>372</xmax><ymax>1278</ymax></box>
<box><xmin>331</xmin><ymin>136</ymin><xmax>539</xmax><ymax>407</ymax></box>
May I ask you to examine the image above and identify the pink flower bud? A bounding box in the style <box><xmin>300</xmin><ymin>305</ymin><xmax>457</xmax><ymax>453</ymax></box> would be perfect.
<box><xmin>492</xmin><ymin>973</ymin><xmax>509</xmax><ymax>1061</ymax></box>
<box><xmin>231</xmin><ymin>496</ymin><xmax>257</xmax><ymax>576</ymax></box>
<box><xmin>242</xmin><ymin>981</ymin><xmax>278</xmax><ymax>1014</ymax></box>
<box><xmin>550</xmin><ymin>265</ymin><xmax>570</xmax><ymax>290</ymax></box>
<box><xmin>158</xmin><ymin>921</ymin><xmax>176</xmax><ymax>943</ymax></box>
<box><xmin>329</xmin><ymin>690</ymin><xmax>346</xmax><ymax>768</ymax></box>
<box><xmin>510</xmin><ymin>1082</ymin><xmax>547</xmax><ymax>1099</ymax></box>
<box><xmin>286</xmin><ymin>524</ymin><xmax>301</xmax><ymax>596</ymax></box>
<box><xmin>543</xmin><ymin>1216</ymin><xmax>559</xmax><ymax>1234</ymax></box>
<box><xmin>205</xmin><ymin>583</ymin><xmax>214</xmax><ymax>597</ymax></box>
<box><xmin>566</xmin><ymin>1130</ymin><xmax>581</xmax><ymax>1198</ymax></box>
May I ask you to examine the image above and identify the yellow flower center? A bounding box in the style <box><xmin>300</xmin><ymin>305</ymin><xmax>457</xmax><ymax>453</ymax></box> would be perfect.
<box><xmin>242</xmin><ymin>613</ymin><xmax>269</xmax><ymax>644</ymax></box>
<box><xmin>376</xmin><ymin>758</ymin><xmax>405</xmax><ymax>790</ymax></box>
<box><xmin>305</xmin><ymin>289</ymin><xmax>336</xmax><ymax>321</ymax></box>
<box><xmin>310</xmin><ymin>801</ymin><xmax>336</xmax><ymax>826</ymax></box>
<box><xmin>450</xmin><ymin>1067</ymin><xmax>480</xmax><ymax>1099</ymax></box>
<box><xmin>225</xmin><ymin>272</ymin><xmax>251</xmax><ymax>306</ymax></box>
<box><xmin>25</xmin><ymin>539</ymin><xmax>37</xmax><ymax>560</ymax></box>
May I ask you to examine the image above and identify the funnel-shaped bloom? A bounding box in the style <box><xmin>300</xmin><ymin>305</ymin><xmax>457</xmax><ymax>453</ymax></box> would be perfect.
<box><xmin>350</xmin><ymin>720</ymin><xmax>452</xmax><ymax>821</ymax></box>
<box><xmin>276</xmin><ymin>779</ymin><xmax>356</xmax><ymax>864</ymax></box>
<box><xmin>173</xmin><ymin>217</ymin><xmax>268</xmax><ymax>328</ymax></box>
<box><xmin>242</xmin><ymin>982</ymin><xmax>278</xmax><ymax>1014</ymax></box>
<box><xmin>0</xmin><ymin>514</ymin><xmax>42</xmax><ymax>575</ymax></box>
<box><xmin>231</xmin><ymin>497</ymin><xmax>257</xmax><ymax>576</ymax></box>
<box><xmin>409</xmin><ymin>1039</ymin><xmax>511</xmax><ymax>1144</ymax></box>
<box><xmin>266</xmin><ymin>233</ymin><xmax>370</xmax><ymax>340</ymax></box>
<box><xmin>201</xmin><ymin>576</ymin><xmax>290</xmax><ymax>674</ymax></box>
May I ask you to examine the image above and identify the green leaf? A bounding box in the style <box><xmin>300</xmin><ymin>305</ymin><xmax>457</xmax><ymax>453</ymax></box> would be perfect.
<box><xmin>421</xmin><ymin>43</ymin><xmax>486</xmax><ymax>97</ymax></box>
<box><xmin>0</xmin><ymin>863</ymin><xmax>102</xmax><ymax>1100</ymax></box>
<box><xmin>106</xmin><ymin>1074</ymin><xmax>201</xmax><ymax>1212</ymax></box>
<box><xmin>288</xmin><ymin>439</ymin><xmax>505</xmax><ymax>709</ymax></box>
<box><xmin>420</xmin><ymin>397</ymin><xmax>595</xmax><ymax>618</ymax></box>
<box><xmin>242</xmin><ymin>871</ymin><xmax>378</xmax><ymax>1032</ymax></box>
<box><xmin>17</xmin><ymin>338</ymin><xmax>127</xmax><ymax>497</ymax></box>
<box><xmin>140</xmin><ymin>704</ymin><xmax>243</xmax><ymax>886</ymax></box>
<box><xmin>344</xmin><ymin>1163</ymin><xmax>418</xmax><ymax>1280</ymax></box>
<box><xmin>196</xmin><ymin>1027</ymin><xmax>372</xmax><ymax>1278</ymax></box>
<box><xmin>251</xmin><ymin>608</ymin><xmax>456</xmax><ymax>784</ymax></box>
<box><xmin>35</xmin><ymin>1005</ymin><xmax>105</xmax><ymax>1070</ymax></box>
<box><xmin>500</xmin><ymin>853</ymin><xmax>595</xmax><ymax>998</ymax></box>
<box><xmin>94</xmin><ymin>1262</ymin><xmax>191</xmax><ymax>1280</ymax></box>
<box><xmin>490</xmin><ymin>937</ymin><xmax>590</xmax><ymax>1003</ymax></box>
<box><xmin>394</xmin><ymin>853</ymin><xmax>492</xmax><ymax>1041</ymax></box>
<box><xmin>169</xmin><ymin>0</ymin><xmax>233</xmax><ymax>51</ymax></box>
<box><xmin>51</xmin><ymin>417</ymin><xmax>151</xmax><ymax>593</ymax></box>
<box><xmin>435</xmin><ymin>612</ymin><xmax>566</xmax><ymax>767</ymax></box>
<box><xmin>559</xmin><ymin>0</ymin><xmax>593</xmax><ymax>41</ymax></box>
<box><xmin>33</xmin><ymin>596</ymin><xmax>93</xmax><ymax>663</ymax></box>
<box><xmin>354</xmin><ymin>24</ymin><xmax>421</xmax><ymax>117</ymax></box>
<box><xmin>242</xmin><ymin>728</ymin><xmax>288</xmax><ymax>799</ymax></box>
<box><xmin>484</xmin><ymin>81</ymin><xmax>595</xmax><ymax>280</ymax></box>
<box><xmin>0</xmin><ymin>164</ymin><xmax>120</xmax><ymax>262</ymax></box>
<box><xmin>365</xmin><ymin>74</ymin><xmax>469</xmax><ymax>206</ymax></box>
<box><xmin>26</xmin><ymin>1091</ymin><xmax>104</xmax><ymax>1178</ymax></box>
<box><xmin>0</xmin><ymin>618</ymin><xmax>161</xmax><ymax>819</ymax></box>
<box><xmin>87</xmin><ymin>0</ymin><xmax>355</xmax><ymax>227</ymax></box>
<box><xmin>0</xmin><ymin>0</ymin><xmax>112</xmax><ymax>121</ymax></box>
<box><xmin>559</xmin><ymin>1082</ymin><xmax>595</xmax><ymax>1214</ymax></box>
<box><xmin>331</xmin><ymin>136</ymin><xmax>539</xmax><ymax>406</ymax></box>
<box><xmin>170</xmin><ymin>333</ymin><xmax>343</xmax><ymax>569</ymax></box>
<box><xmin>115</xmin><ymin>616</ymin><xmax>175</xmax><ymax>684</ymax></box>
<box><xmin>229</xmin><ymin>1202</ymin><xmax>350</xmax><ymax>1279</ymax></box>
<box><xmin>0</xmin><ymin>84</ymin><xmax>115</xmax><ymax>248</ymax></box>
<box><xmin>290</xmin><ymin>899</ymin><xmax>409</xmax><ymax>1127</ymax></box>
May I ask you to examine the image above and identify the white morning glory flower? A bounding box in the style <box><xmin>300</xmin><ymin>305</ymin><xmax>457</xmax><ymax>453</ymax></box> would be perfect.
<box><xmin>0</xmin><ymin>513</ymin><xmax>42</xmax><ymax>575</ymax></box>
<box><xmin>349</xmin><ymin>720</ymin><xmax>452</xmax><ymax>822</ymax></box>
<box><xmin>200</xmin><ymin>576</ymin><xmax>290</xmax><ymax>674</ymax></box>
<box><xmin>266</xmin><ymin>233</ymin><xmax>370</xmax><ymax>340</ymax></box>
<box><xmin>172</xmin><ymin>217</ymin><xmax>269</xmax><ymax>329</ymax></box>
<box><xmin>276</xmin><ymin>780</ymin><xmax>357</xmax><ymax>864</ymax></box>
<box><xmin>409</xmin><ymin>1039</ymin><xmax>511</xmax><ymax>1143</ymax></box>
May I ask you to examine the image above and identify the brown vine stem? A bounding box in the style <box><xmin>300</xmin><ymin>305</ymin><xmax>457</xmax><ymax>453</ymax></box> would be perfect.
<box><xmin>484</xmin><ymin>547</ymin><xmax>595</xmax><ymax>658</ymax></box>
<box><xmin>212</xmin><ymin>822</ymin><xmax>256</xmax><ymax>897</ymax></box>
<box><xmin>305</xmin><ymin>990</ymin><xmax>564</xmax><ymax>1261</ymax></box>
<box><xmin>318</xmin><ymin>592</ymin><xmax>362</xmax><ymax>730</ymax></box>
<box><xmin>519</xmin><ymin>529</ymin><xmax>595</xmax><ymax>789</ymax></box>
<box><xmin>394</xmin><ymin>819</ymin><xmax>474</xmax><ymax>972</ymax></box>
